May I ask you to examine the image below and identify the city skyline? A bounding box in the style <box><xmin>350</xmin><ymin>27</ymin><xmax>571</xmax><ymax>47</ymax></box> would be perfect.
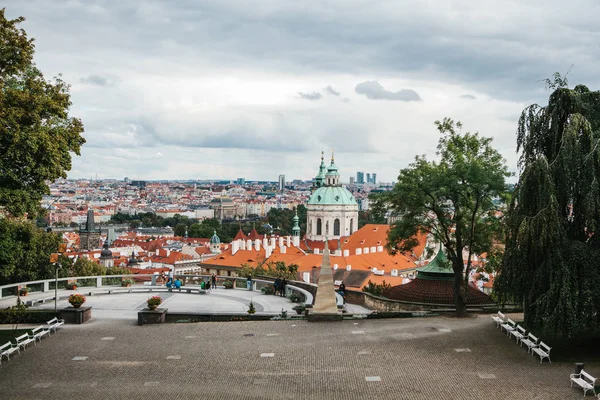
<box><xmin>5</xmin><ymin>1</ymin><xmax>600</xmax><ymax>182</ymax></box>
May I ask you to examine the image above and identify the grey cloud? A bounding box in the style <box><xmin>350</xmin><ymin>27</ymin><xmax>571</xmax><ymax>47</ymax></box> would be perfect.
<box><xmin>298</xmin><ymin>92</ymin><xmax>323</xmax><ymax>101</ymax></box>
<box><xmin>460</xmin><ymin>94</ymin><xmax>477</xmax><ymax>100</ymax></box>
<box><xmin>80</xmin><ymin>74</ymin><xmax>111</xmax><ymax>87</ymax></box>
<box><xmin>325</xmin><ymin>85</ymin><xmax>340</xmax><ymax>96</ymax></box>
<box><xmin>355</xmin><ymin>81</ymin><xmax>422</xmax><ymax>101</ymax></box>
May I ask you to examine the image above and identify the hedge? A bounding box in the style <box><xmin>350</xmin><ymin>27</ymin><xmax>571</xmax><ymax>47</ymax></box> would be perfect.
<box><xmin>0</xmin><ymin>309</ymin><xmax>60</xmax><ymax>324</ymax></box>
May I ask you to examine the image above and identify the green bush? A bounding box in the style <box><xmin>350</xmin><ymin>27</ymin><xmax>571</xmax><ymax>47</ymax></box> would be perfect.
<box><xmin>261</xmin><ymin>286</ymin><xmax>274</xmax><ymax>295</ymax></box>
<box><xmin>288</xmin><ymin>292</ymin><xmax>304</xmax><ymax>303</ymax></box>
<box><xmin>0</xmin><ymin>308</ymin><xmax>59</xmax><ymax>324</ymax></box>
<box><xmin>223</xmin><ymin>280</ymin><xmax>234</xmax><ymax>289</ymax></box>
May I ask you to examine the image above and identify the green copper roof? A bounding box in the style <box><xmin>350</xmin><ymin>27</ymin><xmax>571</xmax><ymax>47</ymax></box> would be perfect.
<box><xmin>210</xmin><ymin>230</ymin><xmax>221</xmax><ymax>244</ymax></box>
<box><xmin>307</xmin><ymin>186</ymin><xmax>358</xmax><ymax>205</ymax></box>
<box><xmin>416</xmin><ymin>247</ymin><xmax>454</xmax><ymax>280</ymax></box>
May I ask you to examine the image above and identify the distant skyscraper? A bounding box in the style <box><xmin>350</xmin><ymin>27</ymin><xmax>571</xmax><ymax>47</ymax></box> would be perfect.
<box><xmin>278</xmin><ymin>174</ymin><xmax>285</xmax><ymax>191</ymax></box>
<box><xmin>366</xmin><ymin>173</ymin><xmax>371</xmax><ymax>183</ymax></box>
<box><xmin>236</xmin><ymin>177</ymin><xmax>246</xmax><ymax>185</ymax></box>
<box><xmin>349</xmin><ymin>176</ymin><xmax>355</xmax><ymax>185</ymax></box>
<box><xmin>372</xmin><ymin>173</ymin><xmax>377</xmax><ymax>184</ymax></box>
<box><xmin>356</xmin><ymin>171</ymin><xmax>365</xmax><ymax>184</ymax></box>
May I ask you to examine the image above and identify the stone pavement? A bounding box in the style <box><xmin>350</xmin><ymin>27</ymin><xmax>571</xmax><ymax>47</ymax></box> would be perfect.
<box><xmin>1</xmin><ymin>314</ymin><xmax>596</xmax><ymax>399</ymax></box>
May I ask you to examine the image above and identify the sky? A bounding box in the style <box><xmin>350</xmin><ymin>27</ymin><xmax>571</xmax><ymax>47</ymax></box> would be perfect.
<box><xmin>5</xmin><ymin>0</ymin><xmax>600</xmax><ymax>182</ymax></box>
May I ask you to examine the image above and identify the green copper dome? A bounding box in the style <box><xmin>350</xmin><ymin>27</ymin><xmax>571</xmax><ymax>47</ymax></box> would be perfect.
<box><xmin>416</xmin><ymin>247</ymin><xmax>453</xmax><ymax>280</ymax></box>
<box><xmin>210</xmin><ymin>230</ymin><xmax>221</xmax><ymax>244</ymax></box>
<box><xmin>307</xmin><ymin>186</ymin><xmax>357</xmax><ymax>205</ymax></box>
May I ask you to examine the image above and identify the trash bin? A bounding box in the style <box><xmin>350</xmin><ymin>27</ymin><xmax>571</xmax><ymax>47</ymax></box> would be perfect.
<box><xmin>575</xmin><ymin>363</ymin><xmax>584</xmax><ymax>374</ymax></box>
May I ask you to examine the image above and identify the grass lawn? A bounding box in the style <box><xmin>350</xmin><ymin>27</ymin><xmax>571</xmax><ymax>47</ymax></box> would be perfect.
<box><xmin>0</xmin><ymin>328</ymin><xmax>31</xmax><ymax>345</ymax></box>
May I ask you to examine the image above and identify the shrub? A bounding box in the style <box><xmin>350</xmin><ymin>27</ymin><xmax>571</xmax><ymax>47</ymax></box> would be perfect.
<box><xmin>121</xmin><ymin>279</ymin><xmax>135</xmax><ymax>287</ymax></box>
<box><xmin>362</xmin><ymin>280</ymin><xmax>391</xmax><ymax>297</ymax></box>
<box><xmin>65</xmin><ymin>281</ymin><xmax>78</xmax><ymax>290</ymax></box>
<box><xmin>247</xmin><ymin>301</ymin><xmax>256</xmax><ymax>314</ymax></box>
<box><xmin>223</xmin><ymin>280</ymin><xmax>234</xmax><ymax>289</ymax></box>
<box><xmin>292</xmin><ymin>304</ymin><xmax>306</xmax><ymax>315</ymax></box>
<box><xmin>279</xmin><ymin>309</ymin><xmax>288</xmax><ymax>318</ymax></box>
<box><xmin>288</xmin><ymin>292</ymin><xmax>303</xmax><ymax>303</ymax></box>
<box><xmin>0</xmin><ymin>309</ymin><xmax>58</xmax><ymax>324</ymax></box>
<box><xmin>261</xmin><ymin>286</ymin><xmax>274</xmax><ymax>295</ymax></box>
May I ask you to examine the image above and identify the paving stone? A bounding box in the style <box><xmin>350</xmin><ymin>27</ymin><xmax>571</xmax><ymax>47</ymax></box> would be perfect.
<box><xmin>143</xmin><ymin>382</ymin><xmax>160</xmax><ymax>387</ymax></box>
<box><xmin>166</xmin><ymin>355</ymin><xmax>181</xmax><ymax>360</ymax></box>
<box><xmin>352</xmin><ymin>331</ymin><xmax>365</xmax><ymax>334</ymax></box>
<box><xmin>438</xmin><ymin>328</ymin><xmax>452</xmax><ymax>333</ymax></box>
<box><xmin>184</xmin><ymin>335</ymin><xmax>197</xmax><ymax>339</ymax></box>
<box><xmin>254</xmin><ymin>379</ymin><xmax>269</xmax><ymax>384</ymax></box>
<box><xmin>100</xmin><ymin>337</ymin><xmax>115</xmax><ymax>340</ymax></box>
<box><xmin>266</xmin><ymin>333</ymin><xmax>279</xmax><ymax>337</ymax></box>
<box><xmin>454</xmin><ymin>348</ymin><xmax>471</xmax><ymax>352</ymax></box>
<box><xmin>72</xmin><ymin>356</ymin><xmax>88</xmax><ymax>361</ymax></box>
<box><xmin>357</xmin><ymin>350</ymin><xmax>371</xmax><ymax>355</ymax></box>
<box><xmin>478</xmin><ymin>373</ymin><xmax>497</xmax><ymax>379</ymax></box>
<box><xmin>365</xmin><ymin>376</ymin><xmax>381</xmax><ymax>382</ymax></box>
<box><xmin>260</xmin><ymin>353</ymin><xmax>275</xmax><ymax>357</ymax></box>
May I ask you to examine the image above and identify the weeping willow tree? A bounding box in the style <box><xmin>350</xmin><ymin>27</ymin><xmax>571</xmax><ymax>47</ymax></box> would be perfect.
<box><xmin>496</xmin><ymin>79</ymin><xmax>600</xmax><ymax>339</ymax></box>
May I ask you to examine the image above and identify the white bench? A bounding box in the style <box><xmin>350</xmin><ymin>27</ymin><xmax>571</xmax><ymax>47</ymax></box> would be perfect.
<box><xmin>31</xmin><ymin>326</ymin><xmax>50</xmax><ymax>342</ymax></box>
<box><xmin>531</xmin><ymin>341</ymin><xmax>552</xmax><ymax>363</ymax></box>
<box><xmin>510</xmin><ymin>325</ymin><xmax>527</xmax><ymax>344</ymax></box>
<box><xmin>47</xmin><ymin>317</ymin><xmax>65</xmax><ymax>333</ymax></box>
<box><xmin>570</xmin><ymin>369</ymin><xmax>597</xmax><ymax>397</ymax></box>
<box><xmin>520</xmin><ymin>332</ymin><xmax>539</xmax><ymax>353</ymax></box>
<box><xmin>15</xmin><ymin>333</ymin><xmax>35</xmax><ymax>350</ymax></box>
<box><xmin>0</xmin><ymin>342</ymin><xmax>20</xmax><ymax>364</ymax></box>
<box><xmin>500</xmin><ymin>318</ymin><xmax>516</xmax><ymax>336</ymax></box>
<box><xmin>491</xmin><ymin>311</ymin><xmax>506</xmax><ymax>328</ymax></box>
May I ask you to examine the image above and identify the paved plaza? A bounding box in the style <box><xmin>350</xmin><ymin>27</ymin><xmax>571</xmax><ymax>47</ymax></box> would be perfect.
<box><xmin>1</xmin><ymin>313</ymin><xmax>597</xmax><ymax>399</ymax></box>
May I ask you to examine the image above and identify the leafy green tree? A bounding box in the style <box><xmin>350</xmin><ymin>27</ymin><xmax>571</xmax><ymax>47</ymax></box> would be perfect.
<box><xmin>362</xmin><ymin>280</ymin><xmax>391</xmax><ymax>296</ymax></box>
<box><xmin>0</xmin><ymin>218</ymin><xmax>61</xmax><ymax>285</ymax></box>
<box><xmin>0</xmin><ymin>9</ymin><xmax>85</xmax><ymax>217</ymax></box>
<box><xmin>496</xmin><ymin>80</ymin><xmax>600</xmax><ymax>339</ymax></box>
<box><xmin>373</xmin><ymin>118</ymin><xmax>510</xmax><ymax>316</ymax></box>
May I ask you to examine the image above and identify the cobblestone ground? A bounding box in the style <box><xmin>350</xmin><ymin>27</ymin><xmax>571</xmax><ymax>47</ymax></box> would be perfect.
<box><xmin>1</xmin><ymin>314</ymin><xmax>596</xmax><ymax>400</ymax></box>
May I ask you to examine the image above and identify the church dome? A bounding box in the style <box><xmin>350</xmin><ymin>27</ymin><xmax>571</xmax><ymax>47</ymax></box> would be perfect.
<box><xmin>100</xmin><ymin>239</ymin><xmax>112</xmax><ymax>258</ymax></box>
<box><xmin>210</xmin><ymin>230</ymin><xmax>221</xmax><ymax>245</ymax></box>
<box><xmin>307</xmin><ymin>186</ymin><xmax>357</xmax><ymax>205</ymax></box>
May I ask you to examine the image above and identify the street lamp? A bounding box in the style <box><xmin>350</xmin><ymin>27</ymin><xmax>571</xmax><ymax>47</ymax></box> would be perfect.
<box><xmin>54</xmin><ymin>262</ymin><xmax>61</xmax><ymax>313</ymax></box>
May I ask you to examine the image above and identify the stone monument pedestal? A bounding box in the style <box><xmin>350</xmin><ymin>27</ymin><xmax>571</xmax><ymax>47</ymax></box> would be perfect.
<box><xmin>138</xmin><ymin>308</ymin><xmax>167</xmax><ymax>325</ymax></box>
<box><xmin>60</xmin><ymin>306</ymin><xmax>92</xmax><ymax>324</ymax></box>
<box><xmin>308</xmin><ymin>240</ymin><xmax>343</xmax><ymax>322</ymax></box>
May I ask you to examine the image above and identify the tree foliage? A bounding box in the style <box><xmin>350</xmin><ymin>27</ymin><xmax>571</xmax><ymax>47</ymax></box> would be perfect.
<box><xmin>496</xmin><ymin>80</ymin><xmax>600</xmax><ymax>339</ymax></box>
<box><xmin>373</xmin><ymin>118</ymin><xmax>510</xmax><ymax>315</ymax></box>
<box><xmin>362</xmin><ymin>280</ymin><xmax>391</xmax><ymax>297</ymax></box>
<box><xmin>0</xmin><ymin>9</ymin><xmax>85</xmax><ymax>217</ymax></box>
<box><xmin>0</xmin><ymin>218</ymin><xmax>61</xmax><ymax>285</ymax></box>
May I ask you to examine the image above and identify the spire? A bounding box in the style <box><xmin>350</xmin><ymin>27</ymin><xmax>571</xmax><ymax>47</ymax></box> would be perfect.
<box><xmin>314</xmin><ymin>152</ymin><xmax>327</xmax><ymax>187</ymax></box>
<box><xmin>85</xmin><ymin>208</ymin><xmax>95</xmax><ymax>231</ymax></box>
<box><xmin>292</xmin><ymin>209</ymin><xmax>300</xmax><ymax>237</ymax></box>
<box><xmin>331</xmin><ymin>149</ymin><xmax>334</xmax><ymax>164</ymax></box>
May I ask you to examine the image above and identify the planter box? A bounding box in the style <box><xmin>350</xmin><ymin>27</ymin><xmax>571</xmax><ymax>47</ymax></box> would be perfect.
<box><xmin>60</xmin><ymin>306</ymin><xmax>92</xmax><ymax>324</ymax></box>
<box><xmin>138</xmin><ymin>308</ymin><xmax>167</xmax><ymax>325</ymax></box>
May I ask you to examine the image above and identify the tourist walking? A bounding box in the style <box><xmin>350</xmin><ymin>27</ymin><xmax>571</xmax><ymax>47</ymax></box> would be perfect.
<box><xmin>211</xmin><ymin>273</ymin><xmax>217</xmax><ymax>289</ymax></box>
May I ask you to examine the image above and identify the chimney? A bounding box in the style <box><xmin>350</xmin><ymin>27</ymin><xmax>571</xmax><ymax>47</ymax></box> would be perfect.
<box><xmin>240</xmin><ymin>239</ymin><xmax>246</xmax><ymax>250</ymax></box>
<box><xmin>363</xmin><ymin>247</ymin><xmax>369</xmax><ymax>254</ymax></box>
<box><xmin>343</xmin><ymin>249</ymin><xmax>349</xmax><ymax>257</ymax></box>
<box><xmin>232</xmin><ymin>240</ymin><xmax>239</xmax><ymax>255</ymax></box>
<box><xmin>270</xmin><ymin>237</ymin><xmax>276</xmax><ymax>248</ymax></box>
<box><xmin>263</xmin><ymin>236</ymin><xmax>268</xmax><ymax>249</ymax></box>
<box><xmin>265</xmin><ymin>245</ymin><xmax>272</xmax><ymax>258</ymax></box>
<box><xmin>280</xmin><ymin>246</ymin><xmax>286</xmax><ymax>254</ymax></box>
<box><xmin>333</xmin><ymin>264</ymin><xmax>338</xmax><ymax>270</ymax></box>
<box><xmin>356</xmin><ymin>248</ymin><xmax>362</xmax><ymax>255</ymax></box>
<box><xmin>255</xmin><ymin>239</ymin><xmax>261</xmax><ymax>251</ymax></box>
<box><xmin>314</xmin><ymin>248</ymin><xmax>320</xmax><ymax>255</ymax></box>
<box><xmin>286</xmin><ymin>236</ymin><xmax>291</xmax><ymax>247</ymax></box>
<box><xmin>246</xmin><ymin>239</ymin><xmax>252</xmax><ymax>250</ymax></box>
<box><xmin>278</xmin><ymin>237</ymin><xmax>284</xmax><ymax>247</ymax></box>
<box><xmin>292</xmin><ymin>236</ymin><xmax>300</xmax><ymax>247</ymax></box>
<box><xmin>370</xmin><ymin>246</ymin><xmax>376</xmax><ymax>253</ymax></box>
<box><xmin>346</xmin><ymin>265</ymin><xmax>352</xmax><ymax>271</ymax></box>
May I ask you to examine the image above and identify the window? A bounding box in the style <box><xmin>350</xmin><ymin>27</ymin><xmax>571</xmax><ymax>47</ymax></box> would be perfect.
<box><xmin>317</xmin><ymin>218</ymin><xmax>322</xmax><ymax>235</ymax></box>
<box><xmin>334</xmin><ymin>218</ymin><xmax>340</xmax><ymax>236</ymax></box>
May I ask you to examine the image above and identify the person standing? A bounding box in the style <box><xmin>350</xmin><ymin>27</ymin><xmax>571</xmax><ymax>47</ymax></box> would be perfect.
<box><xmin>274</xmin><ymin>277</ymin><xmax>281</xmax><ymax>296</ymax></box>
<box><xmin>211</xmin><ymin>273</ymin><xmax>217</xmax><ymax>289</ymax></box>
<box><xmin>280</xmin><ymin>278</ymin><xmax>287</xmax><ymax>297</ymax></box>
<box><xmin>246</xmin><ymin>274</ymin><xmax>252</xmax><ymax>291</ymax></box>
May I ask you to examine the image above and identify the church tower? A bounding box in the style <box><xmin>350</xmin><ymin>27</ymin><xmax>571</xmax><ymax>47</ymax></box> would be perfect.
<box><xmin>99</xmin><ymin>239</ymin><xmax>114</xmax><ymax>268</ymax></box>
<box><xmin>306</xmin><ymin>152</ymin><xmax>359</xmax><ymax>241</ymax></box>
<box><xmin>210</xmin><ymin>231</ymin><xmax>222</xmax><ymax>254</ymax></box>
<box><xmin>79</xmin><ymin>208</ymin><xmax>101</xmax><ymax>251</ymax></box>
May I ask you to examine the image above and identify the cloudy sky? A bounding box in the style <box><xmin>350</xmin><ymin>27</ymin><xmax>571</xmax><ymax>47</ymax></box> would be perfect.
<box><xmin>5</xmin><ymin>1</ymin><xmax>600</xmax><ymax>182</ymax></box>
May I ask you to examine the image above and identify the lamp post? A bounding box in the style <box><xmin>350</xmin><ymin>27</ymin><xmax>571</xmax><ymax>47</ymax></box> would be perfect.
<box><xmin>54</xmin><ymin>262</ymin><xmax>61</xmax><ymax>313</ymax></box>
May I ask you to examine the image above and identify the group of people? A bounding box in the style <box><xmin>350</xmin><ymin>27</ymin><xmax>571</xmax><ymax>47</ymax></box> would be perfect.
<box><xmin>273</xmin><ymin>277</ymin><xmax>288</xmax><ymax>297</ymax></box>
<box><xmin>160</xmin><ymin>272</ymin><xmax>218</xmax><ymax>290</ymax></box>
